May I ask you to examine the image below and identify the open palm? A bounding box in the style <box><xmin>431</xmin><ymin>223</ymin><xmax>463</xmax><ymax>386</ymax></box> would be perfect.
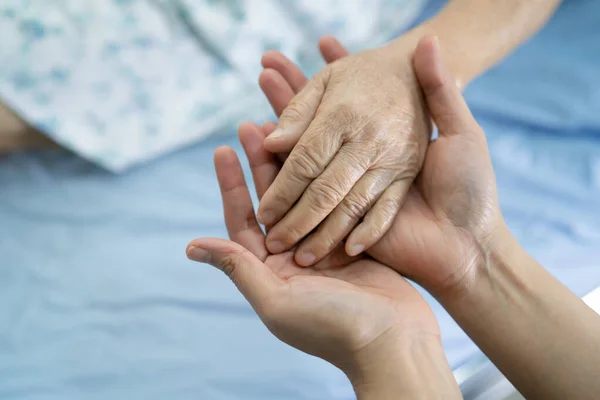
<box><xmin>187</xmin><ymin>121</ymin><xmax>438</xmax><ymax>370</ymax></box>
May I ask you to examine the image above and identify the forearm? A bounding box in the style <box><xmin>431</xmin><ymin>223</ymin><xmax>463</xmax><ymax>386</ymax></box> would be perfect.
<box><xmin>347</xmin><ymin>335</ymin><xmax>462</xmax><ymax>400</ymax></box>
<box><xmin>389</xmin><ymin>0</ymin><xmax>561</xmax><ymax>87</ymax></box>
<box><xmin>0</xmin><ymin>103</ymin><xmax>55</xmax><ymax>151</ymax></box>
<box><xmin>442</xmin><ymin>226</ymin><xmax>600</xmax><ymax>399</ymax></box>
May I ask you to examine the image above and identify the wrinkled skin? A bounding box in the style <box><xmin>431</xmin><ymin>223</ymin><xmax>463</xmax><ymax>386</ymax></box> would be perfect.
<box><xmin>187</xmin><ymin>124</ymin><xmax>438</xmax><ymax>373</ymax></box>
<box><xmin>258</xmin><ymin>36</ymin><xmax>502</xmax><ymax>298</ymax></box>
<box><xmin>186</xmin><ymin>40</ymin><xmax>440</xmax><ymax>375</ymax></box>
<box><xmin>256</xmin><ymin>36</ymin><xmax>431</xmax><ymax>267</ymax></box>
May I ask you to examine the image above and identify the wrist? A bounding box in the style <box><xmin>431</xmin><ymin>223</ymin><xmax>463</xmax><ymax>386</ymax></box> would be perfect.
<box><xmin>383</xmin><ymin>18</ymin><xmax>475</xmax><ymax>90</ymax></box>
<box><xmin>435</xmin><ymin>223</ymin><xmax>600</xmax><ymax>400</ymax></box>
<box><xmin>436</xmin><ymin>222</ymin><xmax>533</xmax><ymax>320</ymax></box>
<box><xmin>345</xmin><ymin>332</ymin><xmax>461</xmax><ymax>400</ymax></box>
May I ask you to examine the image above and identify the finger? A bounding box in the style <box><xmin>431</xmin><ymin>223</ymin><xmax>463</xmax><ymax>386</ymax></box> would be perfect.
<box><xmin>260</xmin><ymin>41</ymin><xmax>346</xmax><ymax>119</ymax></box>
<box><xmin>345</xmin><ymin>179</ymin><xmax>411</xmax><ymax>256</ymax></box>
<box><xmin>214</xmin><ymin>146</ymin><xmax>267</xmax><ymax>260</ymax></box>
<box><xmin>238</xmin><ymin>122</ymin><xmax>280</xmax><ymax>201</ymax></box>
<box><xmin>312</xmin><ymin>243</ymin><xmax>360</xmax><ymax>271</ymax></box>
<box><xmin>318</xmin><ymin>35</ymin><xmax>349</xmax><ymax>63</ymax></box>
<box><xmin>262</xmin><ymin>69</ymin><xmax>329</xmax><ymax>153</ymax></box>
<box><xmin>186</xmin><ymin>238</ymin><xmax>282</xmax><ymax>313</ymax></box>
<box><xmin>261</xmin><ymin>50</ymin><xmax>308</xmax><ymax>93</ymax></box>
<box><xmin>258</xmin><ymin>111</ymin><xmax>345</xmax><ymax>228</ymax></box>
<box><xmin>259</xmin><ymin>68</ymin><xmax>296</xmax><ymax>117</ymax></box>
<box><xmin>262</xmin><ymin>121</ymin><xmax>278</xmax><ymax>136</ymax></box>
<box><xmin>413</xmin><ymin>36</ymin><xmax>479</xmax><ymax>137</ymax></box>
<box><xmin>294</xmin><ymin>170</ymin><xmax>394</xmax><ymax>266</ymax></box>
<box><xmin>264</xmin><ymin>146</ymin><xmax>368</xmax><ymax>254</ymax></box>
<box><xmin>262</xmin><ymin>122</ymin><xmax>289</xmax><ymax>163</ymax></box>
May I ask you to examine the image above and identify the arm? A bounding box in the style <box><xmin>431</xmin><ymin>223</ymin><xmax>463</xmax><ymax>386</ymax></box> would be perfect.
<box><xmin>392</xmin><ymin>0</ymin><xmax>562</xmax><ymax>87</ymax></box>
<box><xmin>0</xmin><ymin>103</ymin><xmax>55</xmax><ymax>151</ymax></box>
<box><xmin>349</xmin><ymin>335</ymin><xmax>462</xmax><ymax>400</ymax></box>
<box><xmin>441</xmin><ymin>227</ymin><xmax>600</xmax><ymax>399</ymax></box>
<box><xmin>261</xmin><ymin>32</ymin><xmax>600</xmax><ymax>399</ymax></box>
<box><xmin>365</xmin><ymin>36</ymin><xmax>600</xmax><ymax>399</ymax></box>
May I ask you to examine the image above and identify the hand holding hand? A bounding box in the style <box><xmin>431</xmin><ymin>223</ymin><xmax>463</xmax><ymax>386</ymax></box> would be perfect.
<box><xmin>257</xmin><ymin>36</ymin><xmax>502</xmax><ymax>299</ymax></box>
<box><xmin>257</xmin><ymin>35</ymin><xmax>430</xmax><ymax>266</ymax></box>
<box><xmin>186</xmin><ymin>123</ymin><xmax>444</xmax><ymax>390</ymax></box>
<box><xmin>185</xmin><ymin>39</ymin><xmax>465</xmax><ymax>398</ymax></box>
<box><xmin>369</xmin><ymin>36</ymin><xmax>502</xmax><ymax>297</ymax></box>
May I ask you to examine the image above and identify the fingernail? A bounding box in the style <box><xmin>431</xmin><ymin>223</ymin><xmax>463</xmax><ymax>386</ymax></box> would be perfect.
<box><xmin>297</xmin><ymin>252</ymin><xmax>316</xmax><ymax>266</ymax></box>
<box><xmin>348</xmin><ymin>244</ymin><xmax>365</xmax><ymax>257</ymax></box>
<box><xmin>268</xmin><ymin>240</ymin><xmax>285</xmax><ymax>254</ymax></box>
<box><xmin>187</xmin><ymin>246</ymin><xmax>211</xmax><ymax>263</ymax></box>
<box><xmin>266</xmin><ymin>128</ymin><xmax>285</xmax><ymax>140</ymax></box>
<box><xmin>258</xmin><ymin>210</ymin><xmax>275</xmax><ymax>225</ymax></box>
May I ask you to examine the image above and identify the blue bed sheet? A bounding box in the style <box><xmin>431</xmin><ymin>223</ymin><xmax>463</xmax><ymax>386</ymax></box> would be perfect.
<box><xmin>0</xmin><ymin>137</ymin><xmax>353</xmax><ymax>400</ymax></box>
<box><xmin>2</xmin><ymin>0</ymin><xmax>600</xmax><ymax>398</ymax></box>
<box><xmin>2</xmin><ymin>124</ymin><xmax>600</xmax><ymax>399</ymax></box>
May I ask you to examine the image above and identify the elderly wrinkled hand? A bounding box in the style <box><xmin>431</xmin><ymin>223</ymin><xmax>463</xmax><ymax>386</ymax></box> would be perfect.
<box><xmin>259</xmin><ymin>36</ymin><xmax>502</xmax><ymax>298</ymax></box>
<box><xmin>256</xmin><ymin>35</ymin><xmax>430</xmax><ymax>266</ymax></box>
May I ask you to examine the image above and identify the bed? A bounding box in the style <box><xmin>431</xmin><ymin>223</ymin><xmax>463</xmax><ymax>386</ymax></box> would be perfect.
<box><xmin>1</xmin><ymin>1</ymin><xmax>599</xmax><ymax>399</ymax></box>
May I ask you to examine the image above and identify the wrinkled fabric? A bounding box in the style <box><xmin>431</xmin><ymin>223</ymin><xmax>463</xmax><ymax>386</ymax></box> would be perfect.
<box><xmin>0</xmin><ymin>0</ymin><xmax>425</xmax><ymax>171</ymax></box>
<box><xmin>2</xmin><ymin>1</ymin><xmax>600</xmax><ymax>399</ymax></box>
<box><xmin>1</xmin><ymin>119</ymin><xmax>600</xmax><ymax>400</ymax></box>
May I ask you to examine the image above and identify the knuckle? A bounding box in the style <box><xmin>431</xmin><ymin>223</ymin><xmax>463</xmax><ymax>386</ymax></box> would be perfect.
<box><xmin>399</xmin><ymin>142</ymin><xmax>421</xmax><ymax>176</ymax></box>
<box><xmin>382</xmin><ymin>140</ymin><xmax>421</xmax><ymax>177</ymax></box>
<box><xmin>329</xmin><ymin>104</ymin><xmax>388</xmax><ymax>144</ymax></box>
<box><xmin>321</xmin><ymin>233</ymin><xmax>337</xmax><ymax>252</ymax></box>
<box><xmin>365</xmin><ymin>220</ymin><xmax>384</xmax><ymax>239</ymax></box>
<box><xmin>267</xmin><ymin>187</ymin><xmax>290</xmax><ymax>210</ymax></box>
<box><xmin>281</xmin><ymin>98</ymin><xmax>311</xmax><ymax>123</ymax></box>
<box><xmin>240</xmin><ymin>210</ymin><xmax>257</xmax><ymax>231</ymax></box>
<box><xmin>284</xmin><ymin>225</ymin><xmax>306</xmax><ymax>245</ymax></box>
<box><xmin>307</xmin><ymin>181</ymin><xmax>343</xmax><ymax>212</ymax></box>
<box><xmin>339</xmin><ymin>194</ymin><xmax>369</xmax><ymax>220</ymax></box>
<box><xmin>316</xmin><ymin>103</ymin><xmax>360</xmax><ymax>139</ymax></box>
<box><xmin>271</xmin><ymin>220</ymin><xmax>308</xmax><ymax>248</ymax></box>
<box><xmin>376</xmin><ymin>196</ymin><xmax>401</xmax><ymax>223</ymax></box>
<box><xmin>312</xmin><ymin>234</ymin><xmax>337</xmax><ymax>257</ymax></box>
<box><xmin>287</xmin><ymin>145</ymin><xmax>323</xmax><ymax>180</ymax></box>
<box><xmin>331</xmin><ymin>103</ymin><xmax>360</xmax><ymax>127</ymax></box>
<box><xmin>359</xmin><ymin>118</ymin><xmax>385</xmax><ymax>141</ymax></box>
<box><xmin>219</xmin><ymin>254</ymin><xmax>240</xmax><ymax>282</ymax></box>
<box><xmin>276</xmin><ymin>227</ymin><xmax>299</xmax><ymax>247</ymax></box>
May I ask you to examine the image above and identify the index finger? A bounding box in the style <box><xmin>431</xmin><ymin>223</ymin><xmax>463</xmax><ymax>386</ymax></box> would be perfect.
<box><xmin>214</xmin><ymin>146</ymin><xmax>268</xmax><ymax>260</ymax></box>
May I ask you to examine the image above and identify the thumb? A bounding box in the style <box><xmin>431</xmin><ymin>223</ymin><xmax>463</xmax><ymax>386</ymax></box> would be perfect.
<box><xmin>263</xmin><ymin>69</ymin><xmax>329</xmax><ymax>153</ymax></box>
<box><xmin>413</xmin><ymin>36</ymin><xmax>479</xmax><ymax>137</ymax></box>
<box><xmin>186</xmin><ymin>238</ymin><xmax>282</xmax><ymax>309</ymax></box>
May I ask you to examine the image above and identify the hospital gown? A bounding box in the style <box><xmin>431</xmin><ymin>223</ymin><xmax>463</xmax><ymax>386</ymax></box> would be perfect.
<box><xmin>0</xmin><ymin>0</ymin><xmax>425</xmax><ymax>171</ymax></box>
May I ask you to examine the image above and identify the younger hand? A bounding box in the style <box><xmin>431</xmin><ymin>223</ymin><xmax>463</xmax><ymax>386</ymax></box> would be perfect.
<box><xmin>369</xmin><ymin>36</ymin><xmax>502</xmax><ymax>297</ymax></box>
<box><xmin>186</xmin><ymin>123</ymin><xmax>441</xmax><ymax>381</ymax></box>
